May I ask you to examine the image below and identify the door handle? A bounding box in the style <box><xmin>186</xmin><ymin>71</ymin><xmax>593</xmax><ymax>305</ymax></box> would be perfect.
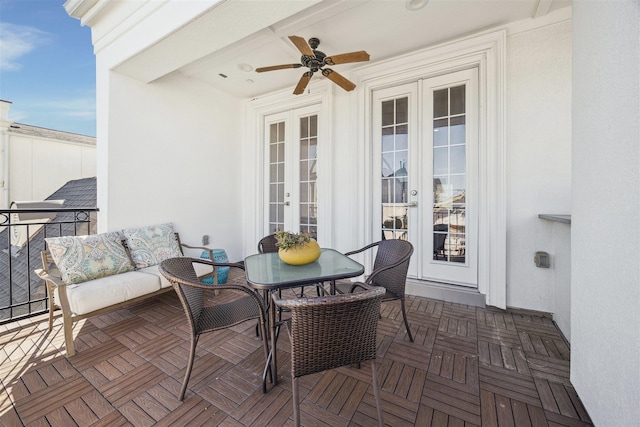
<box><xmin>284</xmin><ymin>201</ymin><xmax>290</xmax><ymax>206</ymax></box>
<box><xmin>408</xmin><ymin>201</ymin><xmax>418</xmax><ymax>208</ymax></box>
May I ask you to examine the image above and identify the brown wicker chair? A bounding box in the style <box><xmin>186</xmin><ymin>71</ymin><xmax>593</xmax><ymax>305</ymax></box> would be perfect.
<box><xmin>257</xmin><ymin>234</ymin><xmax>279</xmax><ymax>253</ymax></box>
<box><xmin>273</xmin><ymin>286</ymin><xmax>386</xmax><ymax>427</ymax></box>
<box><xmin>345</xmin><ymin>239</ymin><xmax>415</xmax><ymax>342</ymax></box>
<box><xmin>159</xmin><ymin>257</ymin><xmax>270</xmax><ymax>400</ymax></box>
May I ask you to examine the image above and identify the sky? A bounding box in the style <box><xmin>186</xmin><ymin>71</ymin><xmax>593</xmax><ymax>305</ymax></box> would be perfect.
<box><xmin>0</xmin><ymin>0</ymin><xmax>96</xmax><ymax>137</ymax></box>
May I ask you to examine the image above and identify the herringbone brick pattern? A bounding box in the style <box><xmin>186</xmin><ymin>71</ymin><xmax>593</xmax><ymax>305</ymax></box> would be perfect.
<box><xmin>0</xmin><ymin>278</ymin><xmax>592</xmax><ymax>426</ymax></box>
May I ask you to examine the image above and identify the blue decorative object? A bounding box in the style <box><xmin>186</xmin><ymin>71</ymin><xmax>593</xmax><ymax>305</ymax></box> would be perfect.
<box><xmin>200</xmin><ymin>249</ymin><xmax>229</xmax><ymax>284</ymax></box>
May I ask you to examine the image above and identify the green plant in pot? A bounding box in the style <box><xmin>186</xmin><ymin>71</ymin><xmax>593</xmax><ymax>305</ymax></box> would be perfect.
<box><xmin>275</xmin><ymin>230</ymin><xmax>321</xmax><ymax>265</ymax></box>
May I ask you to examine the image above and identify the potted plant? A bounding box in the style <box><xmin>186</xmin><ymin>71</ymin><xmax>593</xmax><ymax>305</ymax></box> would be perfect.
<box><xmin>274</xmin><ymin>230</ymin><xmax>321</xmax><ymax>265</ymax></box>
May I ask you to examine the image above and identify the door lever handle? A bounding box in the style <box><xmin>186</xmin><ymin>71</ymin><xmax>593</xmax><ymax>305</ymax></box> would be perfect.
<box><xmin>408</xmin><ymin>201</ymin><xmax>418</xmax><ymax>208</ymax></box>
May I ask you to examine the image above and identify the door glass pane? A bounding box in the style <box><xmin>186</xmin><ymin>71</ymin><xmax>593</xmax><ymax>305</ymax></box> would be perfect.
<box><xmin>450</xmin><ymin>116</ymin><xmax>466</xmax><ymax>145</ymax></box>
<box><xmin>300</xmin><ymin>115</ymin><xmax>318</xmax><ymax>239</ymax></box>
<box><xmin>433</xmin><ymin>119</ymin><xmax>448</xmax><ymax>147</ymax></box>
<box><xmin>382</xmin><ymin>128</ymin><xmax>395</xmax><ymax>151</ymax></box>
<box><xmin>269</xmin><ymin>122</ymin><xmax>285</xmax><ymax>232</ymax></box>
<box><xmin>450</xmin><ymin>85</ymin><xmax>465</xmax><ymax>115</ymax></box>
<box><xmin>396</xmin><ymin>98</ymin><xmax>408</xmax><ymax>123</ymax></box>
<box><xmin>433</xmin><ymin>147</ymin><xmax>448</xmax><ymax>176</ymax></box>
<box><xmin>433</xmin><ymin>85</ymin><xmax>466</xmax><ymax>263</ymax></box>
<box><xmin>310</xmin><ymin>115</ymin><xmax>317</xmax><ymax>137</ymax></box>
<box><xmin>381</xmin><ymin>97</ymin><xmax>410</xmax><ymax>241</ymax></box>
<box><xmin>382</xmin><ymin>152</ymin><xmax>395</xmax><ymax>177</ymax></box>
<box><xmin>382</xmin><ymin>100</ymin><xmax>395</xmax><ymax>126</ymax></box>
<box><xmin>396</xmin><ymin>125</ymin><xmax>408</xmax><ymax>150</ymax></box>
<box><xmin>450</xmin><ymin>145</ymin><xmax>466</xmax><ymax>174</ymax></box>
<box><xmin>434</xmin><ymin>90</ymin><xmax>448</xmax><ymax>117</ymax></box>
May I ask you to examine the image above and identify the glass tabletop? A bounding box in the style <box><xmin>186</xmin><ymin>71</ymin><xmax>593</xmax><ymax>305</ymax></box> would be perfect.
<box><xmin>244</xmin><ymin>248</ymin><xmax>364</xmax><ymax>290</ymax></box>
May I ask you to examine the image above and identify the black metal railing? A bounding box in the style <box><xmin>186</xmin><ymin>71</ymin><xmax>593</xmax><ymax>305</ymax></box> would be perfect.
<box><xmin>0</xmin><ymin>207</ymin><xmax>98</xmax><ymax>324</ymax></box>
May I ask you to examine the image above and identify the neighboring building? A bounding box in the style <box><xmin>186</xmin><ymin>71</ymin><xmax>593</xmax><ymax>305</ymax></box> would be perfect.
<box><xmin>0</xmin><ymin>177</ymin><xmax>97</xmax><ymax>321</ymax></box>
<box><xmin>0</xmin><ymin>100</ymin><xmax>96</xmax><ymax>210</ymax></box>
<box><xmin>64</xmin><ymin>1</ymin><xmax>639</xmax><ymax>425</ymax></box>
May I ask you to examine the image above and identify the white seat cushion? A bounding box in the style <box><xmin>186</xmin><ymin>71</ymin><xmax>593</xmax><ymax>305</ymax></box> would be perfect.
<box><xmin>139</xmin><ymin>262</ymin><xmax>214</xmax><ymax>288</ymax></box>
<box><xmin>57</xmin><ymin>271</ymin><xmax>162</xmax><ymax>316</ymax></box>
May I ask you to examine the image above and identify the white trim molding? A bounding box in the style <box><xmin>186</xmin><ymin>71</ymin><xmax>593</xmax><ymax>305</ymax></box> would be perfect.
<box><xmin>353</xmin><ymin>30</ymin><xmax>507</xmax><ymax>309</ymax></box>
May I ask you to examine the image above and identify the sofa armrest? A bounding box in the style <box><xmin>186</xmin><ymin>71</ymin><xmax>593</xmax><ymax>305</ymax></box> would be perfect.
<box><xmin>35</xmin><ymin>265</ymin><xmax>74</xmax><ymax>337</ymax></box>
<box><xmin>35</xmin><ymin>268</ymin><xmax>65</xmax><ymax>288</ymax></box>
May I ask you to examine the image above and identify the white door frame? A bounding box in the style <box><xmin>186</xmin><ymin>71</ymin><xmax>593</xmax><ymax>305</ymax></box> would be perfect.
<box><xmin>263</xmin><ymin>104</ymin><xmax>322</xmax><ymax>235</ymax></box>
<box><xmin>353</xmin><ymin>30</ymin><xmax>507</xmax><ymax>308</ymax></box>
<box><xmin>243</xmin><ymin>84</ymin><xmax>333</xmax><ymax>254</ymax></box>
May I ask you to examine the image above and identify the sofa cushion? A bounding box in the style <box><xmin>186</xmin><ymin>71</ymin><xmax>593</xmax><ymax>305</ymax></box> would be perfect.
<box><xmin>45</xmin><ymin>232</ymin><xmax>134</xmax><ymax>285</ymax></box>
<box><xmin>55</xmin><ymin>270</ymin><xmax>162</xmax><ymax>316</ymax></box>
<box><xmin>139</xmin><ymin>262</ymin><xmax>215</xmax><ymax>288</ymax></box>
<box><xmin>123</xmin><ymin>223</ymin><xmax>182</xmax><ymax>269</ymax></box>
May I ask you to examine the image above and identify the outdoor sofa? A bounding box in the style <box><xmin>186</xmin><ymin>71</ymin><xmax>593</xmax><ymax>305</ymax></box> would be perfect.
<box><xmin>35</xmin><ymin>223</ymin><xmax>215</xmax><ymax>356</ymax></box>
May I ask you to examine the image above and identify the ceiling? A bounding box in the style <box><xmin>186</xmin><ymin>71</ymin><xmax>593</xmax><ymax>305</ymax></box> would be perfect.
<box><xmin>165</xmin><ymin>0</ymin><xmax>571</xmax><ymax>99</ymax></box>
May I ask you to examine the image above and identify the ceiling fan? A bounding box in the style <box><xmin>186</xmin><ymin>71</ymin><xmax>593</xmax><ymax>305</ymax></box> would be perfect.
<box><xmin>255</xmin><ymin>35</ymin><xmax>370</xmax><ymax>95</ymax></box>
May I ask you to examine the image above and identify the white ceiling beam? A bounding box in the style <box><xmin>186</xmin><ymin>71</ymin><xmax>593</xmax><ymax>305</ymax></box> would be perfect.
<box><xmin>113</xmin><ymin>0</ymin><xmax>322</xmax><ymax>84</ymax></box>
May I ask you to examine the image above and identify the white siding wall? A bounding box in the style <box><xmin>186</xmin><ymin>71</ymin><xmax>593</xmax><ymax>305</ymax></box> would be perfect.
<box><xmin>572</xmin><ymin>1</ymin><xmax>640</xmax><ymax>425</ymax></box>
<box><xmin>101</xmin><ymin>71</ymin><xmax>244</xmax><ymax>261</ymax></box>
<box><xmin>505</xmin><ymin>20</ymin><xmax>572</xmax><ymax>322</ymax></box>
<box><xmin>9</xmin><ymin>134</ymin><xmax>96</xmax><ymax>204</ymax></box>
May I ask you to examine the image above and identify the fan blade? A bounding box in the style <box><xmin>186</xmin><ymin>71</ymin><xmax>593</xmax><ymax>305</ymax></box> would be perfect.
<box><xmin>321</xmin><ymin>68</ymin><xmax>356</xmax><ymax>92</ymax></box>
<box><xmin>324</xmin><ymin>51</ymin><xmax>370</xmax><ymax>65</ymax></box>
<box><xmin>293</xmin><ymin>71</ymin><xmax>313</xmax><ymax>95</ymax></box>
<box><xmin>255</xmin><ymin>63</ymin><xmax>302</xmax><ymax>72</ymax></box>
<box><xmin>289</xmin><ymin>35</ymin><xmax>314</xmax><ymax>57</ymax></box>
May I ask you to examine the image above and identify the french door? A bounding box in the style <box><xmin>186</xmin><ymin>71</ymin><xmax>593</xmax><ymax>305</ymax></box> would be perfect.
<box><xmin>372</xmin><ymin>68</ymin><xmax>479</xmax><ymax>287</ymax></box>
<box><xmin>264</xmin><ymin>105</ymin><xmax>320</xmax><ymax>238</ymax></box>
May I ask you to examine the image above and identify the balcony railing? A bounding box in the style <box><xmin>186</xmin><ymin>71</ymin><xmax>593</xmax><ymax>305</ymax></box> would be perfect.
<box><xmin>0</xmin><ymin>207</ymin><xmax>98</xmax><ymax>324</ymax></box>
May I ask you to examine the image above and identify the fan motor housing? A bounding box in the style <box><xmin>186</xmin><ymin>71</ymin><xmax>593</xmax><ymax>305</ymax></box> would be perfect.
<box><xmin>301</xmin><ymin>50</ymin><xmax>326</xmax><ymax>72</ymax></box>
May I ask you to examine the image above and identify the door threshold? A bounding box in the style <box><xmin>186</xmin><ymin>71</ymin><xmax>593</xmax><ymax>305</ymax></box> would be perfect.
<box><xmin>406</xmin><ymin>279</ymin><xmax>486</xmax><ymax>307</ymax></box>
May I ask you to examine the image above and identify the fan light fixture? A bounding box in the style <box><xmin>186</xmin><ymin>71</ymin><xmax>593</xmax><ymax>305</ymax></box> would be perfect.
<box><xmin>405</xmin><ymin>0</ymin><xmax>429</xmax><ymax>11</ymax></box>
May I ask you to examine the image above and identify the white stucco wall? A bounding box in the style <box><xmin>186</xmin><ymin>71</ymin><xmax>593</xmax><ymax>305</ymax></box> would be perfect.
<box><xmin>9</xmin><ymin>134</ymin><xmax>96</xmax><ymax>203</ymax></box>
<box><xmin>76</xmin><ymin>1</ymin><xmax>640</xmax><ymax>423</ymax></box>
<box><xmin>505</xmin><ymin>19</ymin><xmax>572</xmax><ymax>317</ymax></box>
<box><xmin>101</xmin><ymin>71</ymin><xmax>244</xmax><ymax>261</ymax></box>
<box><xmin>572</xmin><ymin>1</ymin><xmax>639</xmax><ymax>425</ymax></box>
<box><xmin>551</xmin><ymin>221</ymin><xmax>571</xmax><ymax>342</ymax></box>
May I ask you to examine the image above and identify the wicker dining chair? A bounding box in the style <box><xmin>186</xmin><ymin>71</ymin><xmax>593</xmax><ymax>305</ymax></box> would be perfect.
<box><xmin>159</xmin><ymin>257</ymin><xmax>270</xmax><ymax>400</ymax></box>
<box><xmin>344</xmin><ymin>239</ymin><xmax>415</xmax><ymax>342</ymax></box>
<box><xmin>273</xmin><ymin>286</ymin><xmax>386</xmax><ymax>427</ymax></box>
<box><xmin>257</xmin><ymin>234</ymin><xmax>279</xmax><ymax>253</ymax></box>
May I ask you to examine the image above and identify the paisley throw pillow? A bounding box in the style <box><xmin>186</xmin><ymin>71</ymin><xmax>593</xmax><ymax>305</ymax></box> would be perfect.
<box><xmin>123</xmin><ymin>223</ymin><xmax>182</xmax><ymax>269</ymax></box>
<box><xmin>45</xmin><ymin>232</ymin><xmax>134</xmax><ymax>285</ymax></box>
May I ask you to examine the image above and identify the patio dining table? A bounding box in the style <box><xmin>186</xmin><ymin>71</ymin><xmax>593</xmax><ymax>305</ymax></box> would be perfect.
<box><xmin>244</xmin><ymin>248</ymin><xmax>364</xmax><ymax>389</ymax></box>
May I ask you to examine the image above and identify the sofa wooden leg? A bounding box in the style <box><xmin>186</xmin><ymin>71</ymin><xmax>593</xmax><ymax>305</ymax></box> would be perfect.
<box><xmin>63</xmin><ymin>314</ymin><xmax>75</xmax><ymax>357</ymax></box>
<box><xmin>47</xmin><ymin>292</ymin><xmax>55</xmax><ymax>332</ymax></box>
